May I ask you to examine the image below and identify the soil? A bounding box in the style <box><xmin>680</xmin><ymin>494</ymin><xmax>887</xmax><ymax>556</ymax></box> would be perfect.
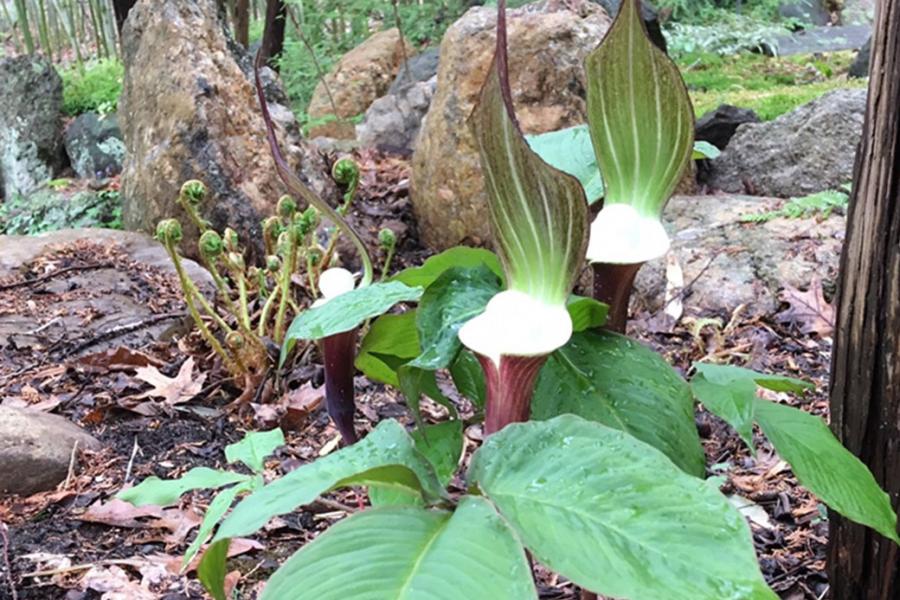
<box><xmin>0</xmin><ymin>149</ymin><xmax>833</xmax><ymax>600</ymax></box>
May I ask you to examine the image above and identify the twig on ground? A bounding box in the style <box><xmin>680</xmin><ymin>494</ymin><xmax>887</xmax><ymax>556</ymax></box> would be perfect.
<box><xmin>59</xmin><ymin>312</ymin><xmax>186</xmax><ymax>358</ymax></box>
<box><xmin>63</xmin><ymin>440</ymin><xmax>80</xmax><ymax>489</ymax></box>
<box><xmin>0</xmin><ymin>520</ymin><xmax>17</xmax><ymax>600</ymax></box>
<box><xmin>0</xmin><ymin>263</ymin><xmax>113</xmax><ymax>292</ymax></box>
<box><xmin>123</xmin><ymin>437</ymin><xmax>141</xmax><ymax>484</ymax></box>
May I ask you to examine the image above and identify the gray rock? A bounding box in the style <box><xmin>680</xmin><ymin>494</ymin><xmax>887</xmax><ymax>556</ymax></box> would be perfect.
<box><xmin>778</xmin><ymin>0</ymin><xmax>832</xmax><ymax>27</ymax></box>
<box><xmin>389</xmin><ymin>48</ymin><xmax>440</xmax><ymax>95</ymax></box>
<box><xmin>357</xmin><ymin>77</ymin><xmax>436</xmax><ymax>151</ymax></box>
<box><xmin>774</xmin><ymin>24</ymin><xmax>871</xmax><ymax>56</ymax></box>
<box><xmin>696</xmin><ymin>104</ymin><xmax>761</xmax><ymax>151</ymax></box>
<box><xmin>64</xmin><ymin>112</ymin><xmax>126</xmax><ymax>179</ymax></box>
<box><xmin>0</xmin><ymin>188</ymin><xmax>121</xmax><ymax>234</ymax></box>
<box><xmin>849</xmin><ymin>35</ymin><xmax>871</xmax><ymax>78</ymax></box>
<box><xmin>119</xmin><ymin>0</ymin><xmax>334</xmax><ymax>260</ymax></box>
<box><xmin>0</xmin><ymin>406</ymin><xmax>101</xmax><ymax>496</ymax></box>
<box><xmin>591</xmin><ymin>0</ymin><xmax>667</xmax><ymax>53</ymax></box>
<box><xmin>633</xmin><ymin>194</ymin><xmax>845</xmax><ymax>318</ymax></box>
<box><xmin>0</xmin><ymin>56</ymin><xmax>67</xmax><ymax>199</ymax></box>
<box><xmin>708</xmin><ymin>89</ymin><xmax>866</xmax><ymax>198</ymax></box>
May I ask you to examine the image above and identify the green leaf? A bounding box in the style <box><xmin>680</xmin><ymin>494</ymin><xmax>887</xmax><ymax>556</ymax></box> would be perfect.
<box><xmin>585</xmin><ymin>0</ymin><xmax>695</xmax><ymax>217</ymax></box>
<box><xmin>692</xmin><ymin>140</ymin><xmax>721</xmax><ymax>160</ymax></box>
<box><xmin>225</xmin><ymin>429</ymin><xmax>285</xmax><ymax>473</ymax></box>
<box><xmin>526</xmin><ymin>125</ymin><xmax>605</xmax><ymax>204</ymax></box>
<box><xmin>283</xmin><ymin>280</ymin><xmax>422</xmax><ymax>344</ymax></box>
<box><xmin>117</xmin><ymin>467</ymin><xmax>250</xmax><ymax>508</ymax></box>
<box><xmin>566</xmin><ymin>295</ymin><xmax>608</xmax><ymax>332</ymax></box>
<box><xmin>691</xmin><ymin>374</ymin><xmax>758</xmax><ymax>451</ymax></box>
<box><xmin>183</xmin><ymin>479</ymin><xmax>257</xmax><ymax>568</ymax></box>
<box><xmin>690</xmin><ymin>363</ymin><xmax>814</xmax><ymax>450</ymax></box>
<box><xmin>532</xmin><ymin>331</ymin><xmax>705</xmax><ymax>477</ymax></box>
<box><xmin>398</xmin><ymin>365</ymin><xmax>457</xmax><ymax>423</ymax></box>
<box><xmin>213</xmin><ymin>420</ymin><xmax>446</xmax><ymax>541</ymax></box>
<box><xmin>470</xmin><ymin>416</ymin><xmax>775</xmax><ymax>600</ymax></box>
<box><xmin>391</xmin><ymin>247</ymin><xmax>504</xmax><ymax>289</ymax></box>
<box><xmin>370</xmin><ymin>421</ymin><xmax>464</xmax><ymax>507</ymax></box>
<box><xmin>355</xmin><ymin>312</ymin><xmax>420</xmax><ymax>387</ymax></box>
<box><xmin>469</xmin><ymin>11</ymin><xmax>589</xmax><ymax>305</ymax></box>
<box><xmin>197</xmin><ymin>538</ymin><xmax>230</xmax><ymax>600</ymax></box>
<box><xmin>260</xmin><ymin>498</ymin><xmax>537</xmax><ymax>600</ymax></box>
<box><xmin>408</xmin><ymin>265</ymin><xmax>501</xmax><ymax>371</ymax></box>
<box><xmin>449</xmin><ymin>350</ymin><xmax>486</xmax><ymax>409</ymax></box>
<box><xmin>754</xmin><ymin>400</ymin><xmax>900</xmax><ymax>544</ymax></box>
<box><xmin>693</xmin><ymin>363</ymin><xmax>813</xmax><ymax>394</ymax></box>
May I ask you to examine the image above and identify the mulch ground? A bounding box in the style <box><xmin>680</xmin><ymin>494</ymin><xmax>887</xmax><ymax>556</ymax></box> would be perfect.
<box><xmin>0</xmin><ymin>149</ymin><xmax>832</xmax><ymax>600</ymax></box>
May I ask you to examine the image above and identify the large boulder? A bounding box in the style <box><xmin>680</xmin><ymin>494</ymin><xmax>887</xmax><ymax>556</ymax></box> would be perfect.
<box><xmin>388</xmin><ymin>47</ymin><xmax>440</xmax><ymax>95</ymax></box>
<box><xmin>119</xmin><ymin>0</ymin><xmax>333</xmax><ymax>259</ymax></box>
<box><xmin>411</xmin><ymin>1</ymin><xmax>612</xmax><ymax>249</ymax></box>
<box><xmin>707</xmin><ymin>89</ymin><xmax>866</xmax><ymax>198</ymax></box>
<box><xmin>0</xmin><ymin>56</ymin><xmax>67</xmax><ymax>199</ymax></box>
<box><xmin>0</xmin><ymin>406</ymin><xmax>101</xmax><ymax>496</ymax></box>
<box><xmin>307</xmin><ymin>28</ymin><xmax>416</xmax><ymax>139</ymax></box>
<box><xmin>64</xmin><ymin>112</ymin><xmax>126</xmax><ymax>179</ymax></box>
<box><xmin>633</xmin><ymin>194</ymin><xmax>845</xmax><ymax>318</ymax></box>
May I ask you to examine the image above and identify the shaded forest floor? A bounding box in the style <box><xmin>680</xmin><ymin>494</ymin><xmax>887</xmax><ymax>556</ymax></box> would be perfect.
<box><xmin>0</xmin><ymin>150</ymin><xmax>832</xmax><ymax>600</ymax></box>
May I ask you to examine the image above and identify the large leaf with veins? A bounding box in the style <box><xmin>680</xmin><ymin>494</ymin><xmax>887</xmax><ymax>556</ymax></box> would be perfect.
<box><xmin>468</xmin><ymin>1</ymin><xmax>589</xmax><ymax>306</ymax></box>
<box><xmin>585</xmin><ymin>0</ymin><xmax>695</xmax><ymax>216</ymax></box>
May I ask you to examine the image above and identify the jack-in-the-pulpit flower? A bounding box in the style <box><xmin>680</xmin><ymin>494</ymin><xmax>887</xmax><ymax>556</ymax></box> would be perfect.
<box><xmin>582</xmin><ymin>0</ymin><xmax>696</xmax><ymax>330</ymax></box>
<box><xmin>461</xmin><ymin>0</ymin><xmax>589</xmax><ymax>435</ymax></box>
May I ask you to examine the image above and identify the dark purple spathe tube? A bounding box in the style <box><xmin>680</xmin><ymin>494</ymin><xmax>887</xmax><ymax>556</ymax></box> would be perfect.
<box><xmin>477</xmin><ymin>354</ymin><xmax>549</xmax><ymax>436</ymax></box>
<box><xmin>321</xmin><ymin>328</ymin><xmax>359</xmax><ymax>444</ymax></box>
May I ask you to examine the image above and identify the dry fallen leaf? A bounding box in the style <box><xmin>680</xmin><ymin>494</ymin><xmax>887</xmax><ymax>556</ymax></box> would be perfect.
<box><xmin>78</xmin><ymin>499</ymin><xmax>201</xmax><ymax>544</ymax></box>
<box><xmin>133</xmin><ymin>357</ymin><xmax>206</xmax><ymax>406</ymax></box>
<box><xmin>82</xmin><ymin>564</ymin><xmax>156</xmax><ymax>600</ymax></box>
<box><xmin>776</xmin><ymin>278</ymin><xmax>835</xmax><ymax>336</ymax></box>
<box><xmin>77</xmin><ymin>347</ymin><xmax>164</xmax><ymax>372</ymax></box>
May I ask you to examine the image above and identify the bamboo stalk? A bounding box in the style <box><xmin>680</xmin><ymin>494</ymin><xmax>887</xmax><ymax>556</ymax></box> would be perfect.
<box><xmin>51</xmin><ymin>0</ymin><xmax>82</xmax><ymax>65</ymax></box>
<box><xmin>86</xmin><ymin>0</ymin><xmax>106</xmax><ymax>58</ymax></box>
<box><xmin>36</xmin><ymin>0</ymin><xmax>54</xmax><ymax>61</ymax></box>
<box><xmin>0</xmin><ymin>0</ymin><xmax>23</xmax><ymax>52</ymax></box>
<box><xmin>14</xmin><ymin>0</ymin><xmax>36</xmax><ymax>54</ymax></box>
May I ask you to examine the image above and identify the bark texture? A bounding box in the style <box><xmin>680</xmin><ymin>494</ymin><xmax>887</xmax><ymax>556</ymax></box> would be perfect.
<box><xmin>828</xmin><ymin>0</ymin><xmax>900</xmax><ymax>596</ymax></box>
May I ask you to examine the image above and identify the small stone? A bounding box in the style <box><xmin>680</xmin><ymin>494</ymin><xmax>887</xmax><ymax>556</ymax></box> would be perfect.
<box><xmin>357</xmin><ymin>78</ymin><xmax>436</xmax><ymax>151</ymax></box>
<box><xmin>0</xmin><ymin>406</ymin><xmax>101</xmax><ymax>496</ymax></box>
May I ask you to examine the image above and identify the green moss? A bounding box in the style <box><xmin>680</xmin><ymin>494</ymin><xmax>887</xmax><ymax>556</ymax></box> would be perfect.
<box><xmin>59</xmin><ymin>59</ymin><xmax>124</xmax><ymax>116</ymax></box>
<box><xmin>0</xmin><ymin>188</ymin><xmax>122</xmax><ymax>235</ymax></box>
<box><xmin>679</xmin><ymin>51</ymin><xmax>866</xmax><ymax>121</ymax></box>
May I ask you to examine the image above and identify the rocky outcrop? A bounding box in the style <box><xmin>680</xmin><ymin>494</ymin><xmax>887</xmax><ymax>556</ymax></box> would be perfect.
<box><xmin>64</xmin><ymin>112</ymin><xmax>126</xmax><ymax>179</ymax></box>
<box><xmin>0</xmin><ymin>56</ymin><xmax>67</xmax><ymax>199</ymax></box>
<box><xmin>707</xmin><ymin>89</ymin><xmax>866</xmax><ymax>198</ymax></box>
<box><xmin>118</xmin><ymin>0</ymin><xmax>333</xmax><ymax>258</ymax></box>
<box><xmin>411</xmin><ymin>1</ymin><xmax>612</xmax><ymax>249</ymax></box>
<box><xmin>307</xmin><ymin>28</ymin><xmax>415</xmax><ymax>139</ymax></box>
<box><xmin>0</xmin><ymin>406</ymin><xmax>101</xmax><ymax>496</ymax></box>
<box><xmin>634</xmin><ymin>194</ymin><xmax>845</xmax><ymax>318</ymax></box>
<box><xmin>357</xmin><ymin>78</ymin><xmax>436</xmax><ymax>151</ymax></box>
<box><xmin>849</xmin><ymin>36</ymin><xmax>871</xmax><ymax>78</ymax></box>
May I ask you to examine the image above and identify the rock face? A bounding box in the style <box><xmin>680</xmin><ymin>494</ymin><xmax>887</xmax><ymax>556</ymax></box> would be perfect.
<box><xmin>388</xmin><ymin>47</ymin><xmax>440</xmax><ymax>95</ymax></box>
<box><xmin>119</xmin><ymin>0</ymin><xmax>333</xmax><ymax>258</ymax></box>
<box><xmin>0</xmin><ymin>406</ymin><xmax>101</xmax><ymax>496</ymax></box>
<box><xmin>778</xmin><ymin>0</ymin><xmax>831</xmax><ymax>26</ymax></box>
<box><xmin>849</xmin><ymin>36</ymin><xmax>871</xmax><ymax>78</ymax></box>
<box><xmin>412</xmin><ymin>1</ymin><xmax>612</xmax><ymax>249</ymax></box>
<box><xmin>64</xmin><ymin>112</ymin><xmax>126</xmax><ymax>179</ymax></box>
<box><xmin>0</xmin><ymin>56</ymin><xmax>67</xmax><ymax>199</ymax></box>
<box><xmin>708</xmin><ymin>89</ymin><xmax>866</xmax><ymax>198</ymax></box>
<box><xmin>307</xmin><ymin>28</ymin><xmax>415</xmax><ymax>139</ymax></box>
<box><xmin>357</xmin><ymin>78</ymin><xmax>436</xmax><ymax>151</ymax></box>
<box><xmin>633</xmin><ymin>194</ymin><xmax>845</xmax><ymax>318</ymax></box>
<box><xmin>592</xmin><ymin>0</ymin><xmax>666</xmax><ymax>53</ymax></box>
<box><xmin>695</xmin><ymin>105</ymin><xmax>760</xmax><ymax>151</ymax></box>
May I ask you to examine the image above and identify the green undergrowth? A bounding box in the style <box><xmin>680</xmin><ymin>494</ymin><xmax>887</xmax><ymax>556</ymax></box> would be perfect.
<box><xmin>0</xmin><ymin>186</ymin><xmax>122</xmax><ymax>234</ymax></box>
<box><xmin>59</xmin><ymin>58</ymin><xmax>124</xmax><ymax>116</ymax></box>
<box><xmin>679</xmin><ymin>51</ymin><xmax>866</xmax><ymax>120</ymax></box>
<box><xmin>740</xmin><ymin>189</ymin><xmax>850</xmax><ymax>223</ymax></box>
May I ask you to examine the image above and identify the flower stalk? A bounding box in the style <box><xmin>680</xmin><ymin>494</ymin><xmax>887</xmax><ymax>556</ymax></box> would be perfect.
<box><xmin>321</xmin><ymin>328</ymin><xmax>359</xmax><ymax>444</ymax></box>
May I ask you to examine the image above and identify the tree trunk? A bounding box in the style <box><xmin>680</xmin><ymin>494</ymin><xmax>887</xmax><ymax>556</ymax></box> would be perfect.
<box><xmin>258</xmin><ymin>0</ymin><xmax>285</xmax><ymax>68</ymax></box>
<box><xmin>827</xmin><ymin>1</ymin><xmax>900</xmax><ymax>597</ymax></box>
<box><xmin>233</xmin><ymin>0</ymin><xmax>249</xmax><ymax>46</ymax></box>
<box><xmin>111</xmin><ymin>0</ymin><xmax>135</xmax><ymax>33</ymax></box>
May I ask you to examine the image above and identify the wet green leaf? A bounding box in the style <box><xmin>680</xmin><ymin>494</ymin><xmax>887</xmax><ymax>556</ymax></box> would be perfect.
<box><xmin>355</xmin><ymin>312</ymin><xmax>420</xmax><ymax>387</ymax></box>
<box><xmin>391</xmin><ymin>247</ymin><xmax>504</xmax><ymax>289</ymax></box>
<box><xmin>117</xmin><ymin>467</ymin><xmax>250</xmax><ymax>508</ymax></box>
<box><xmin>526</xmin><ymin>125</ymin><xmax>605</xmax><ymax>204</ymax></box>
<box><xmin>566</xmin><ymin>295</ymin><xmax>608</xmax><ymax>332</ymax></box>
<box><xmin>225</xmin><ymin>429</ymin><xmax>285</xmax><ymax>473</ymax></box>
<box><xmin>449</xmin><ymin>350</ymin><xmax>486</xmax><ymax>409</ymax></box>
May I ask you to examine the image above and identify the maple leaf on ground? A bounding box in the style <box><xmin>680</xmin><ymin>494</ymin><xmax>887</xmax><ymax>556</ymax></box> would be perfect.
<box><xmin>775</xmin><ymin>277</ymin><xmax>835</xmax><ymax>336</ymax></box>
<box><xmin>133</xmin><ymin>357</ymin><xmax>206</xmax><ymax>406</ymax></box>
